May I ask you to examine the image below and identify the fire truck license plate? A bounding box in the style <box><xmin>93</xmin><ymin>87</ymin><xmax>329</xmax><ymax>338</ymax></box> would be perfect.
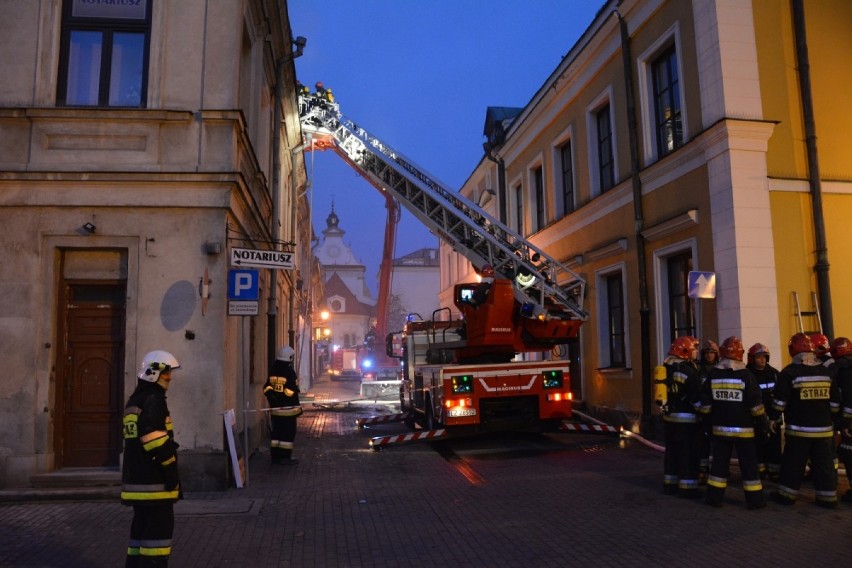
<box><xmin>448</xmin><ymin>408</ymin><xmax>477</xmax><ymax>417</ymax></box>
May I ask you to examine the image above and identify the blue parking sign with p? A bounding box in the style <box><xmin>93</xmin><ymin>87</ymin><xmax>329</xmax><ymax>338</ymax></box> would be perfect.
<box><xmin>228</xmin><ymin>269</ymin><xmax>259</xmax><ymax>300</ymax></box>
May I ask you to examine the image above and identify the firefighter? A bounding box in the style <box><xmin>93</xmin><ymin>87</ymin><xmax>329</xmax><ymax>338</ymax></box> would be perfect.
<box><xmin>770</xmin><ymin>333</ymin><xmax>841</xmax><ymax>508</ymax></box>
<box><xmin>811</xmin><ymin>332</ymin><xmax>837</xmax><ymax>375</ymax></box>
<box><xmin>661</xmin><ymin>335</ymin><xmax>702</xmax><ymax>498</ymax></box>
<box><xmin>830</xmin><ymin>336</ymin><xmax>852</xmax><ymax>503</ymax></box>
<box><xmin>697</xmin><ymin>340</ymin><xmax>719</xmax><ymax>478</ymax></box>
<box><xmin>699</xmin><ymin>336</ymin><xmax>769</xmax><ymax>509</ymax></box>
<box><xmin>121</xmin><ymin>350</ymin><xmax>182</xmax><ymax>567</ymax></box>
<box><xmin>746</xmin><ymin>343</ymin><xmax>783</xmax><ymax>481</ymax></box>
<box><xmin>264</xmin><ymin>345</ymin><xmax>303</xmax><ymax>465</ymax></box>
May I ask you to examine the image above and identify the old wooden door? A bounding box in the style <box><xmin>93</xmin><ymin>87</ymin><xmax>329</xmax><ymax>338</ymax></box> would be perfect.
<box><xmin>58</xmin><ymin>281</ymin><xmax>126</xmax><ymax>467</ymax></box>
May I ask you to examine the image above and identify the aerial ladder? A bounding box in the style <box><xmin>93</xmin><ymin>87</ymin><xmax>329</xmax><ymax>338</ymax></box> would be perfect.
<box><xmin>300</xmin><ymin>92</ymin><xmax>591</xmax><ymax>446</ymax></box>
<box><xmin>299</xmin><ymin>95</ymin><xmax>588</xmax><ymax>324</ymax></box>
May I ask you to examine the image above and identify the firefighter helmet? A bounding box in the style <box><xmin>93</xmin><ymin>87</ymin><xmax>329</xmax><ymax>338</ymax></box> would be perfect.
<box><xmin>830</xmin><ymin>337</ymin><xmax>852</xmax><ymax>359</ymax></box>
<box><xmin>668</xmin><ymin>336</ymin><xmax>699</xmax><ymax>359</ymax></box>
<box><xmin>138</xmin><ymin>350</ymin><xmax>180</xmax><ymax>382</ymax></box>
<box><xmin>788</xmin><ymin>332</ymin><xmax>814</xmax><ymax>357</ymax></box>
<box><xmin>701</xmin><ymin>340</ymin><xmax>719</xmax><ymax>357</ymax></box>
<box><xmin>810</xmin><ymin>333</ymin><xmax>831</xmax><ymax>357</ymax></box>
<box><xmin>276</xmin><ymin>345</ymin><xmax>295</xmax><ymax>362</ymax></box>
<box><xmin>747</xmin><ymin>343</ymin><xmax>770</xmax><ymax>365</ymax></box>
<box><xmin>719</xmin><ymin>336</ymin><xmax>745</xmax><ymax>362</ymax></box>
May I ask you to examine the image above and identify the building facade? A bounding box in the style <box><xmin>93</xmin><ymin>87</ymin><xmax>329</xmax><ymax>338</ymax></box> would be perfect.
<box><xmin>0</xmin><ymin>0</ymin><xmax>309</xmax><ymax>489</ymax></box>
<box><xmin>312</xmin><ymin>207</ymin><xmax>374</xmax><ymax>356</ymax></box>
<box><xmin>441</xmin><ymin>0</ymin><xmax>852</xmax><ymax>426</ymax></box>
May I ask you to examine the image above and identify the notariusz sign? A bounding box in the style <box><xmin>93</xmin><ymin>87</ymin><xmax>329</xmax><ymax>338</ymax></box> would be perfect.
<box><xmin>229</xmin><ymin>247</ymin><xmax>294</xmax><ymax>270</ymax></box>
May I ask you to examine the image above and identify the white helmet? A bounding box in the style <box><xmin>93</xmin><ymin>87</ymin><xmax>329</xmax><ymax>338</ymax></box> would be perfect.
<box><xmin>138</xmin><ymin>350</ymin><xmax>181</xmax><ymax>382</ymax></box>
<box><xmin>276</xmin><ymin>345</ymin><xmax>295</xmax><ymax>362</ymax></box>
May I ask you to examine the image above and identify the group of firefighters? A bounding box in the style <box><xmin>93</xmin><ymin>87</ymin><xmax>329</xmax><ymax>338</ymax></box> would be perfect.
<box><xmin>659</xmin><ymin>331</ymin><xmax>851</xmax><ymax>509</ymax></box>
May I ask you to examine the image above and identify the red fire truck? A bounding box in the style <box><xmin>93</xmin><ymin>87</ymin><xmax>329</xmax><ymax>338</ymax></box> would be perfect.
<box><xmin>300</xmin><ymin>89</ymin><xmax>587</xmax><ymax>433</ymax></box>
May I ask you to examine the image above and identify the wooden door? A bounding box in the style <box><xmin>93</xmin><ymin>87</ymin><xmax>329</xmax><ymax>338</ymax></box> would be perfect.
<box><xmin>58</xmin><ymin>282</ymin><xmax>126</xmax><ymax>467</ymax></box>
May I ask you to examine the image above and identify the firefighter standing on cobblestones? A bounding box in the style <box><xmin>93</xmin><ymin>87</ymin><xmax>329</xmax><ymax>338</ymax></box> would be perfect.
<box><xmin>746</xmin><ymin>343</ymin><xmax>783</xmax><ymax>480</ymax></box>
<box><xmin>264</xmin><ymin>346</ymin><xmax>303</xmax><ymax>465</ymax></box>
<box><xmin>697</xmin><ymin>340</ymin><xmax>719</xmax><ymax>479</ymax></box>
<box><xmin>770</xmin><ymin>333</ymin><xmax>840</xmax><ymax>508</ymax></box>
<box><xmin>699</xmin><ymin>336</ymin><xmax>769</xmax><ymax>509</ymax></box>
<box><xmin>660</xmin><ymin>336</ymin><xmax>702</xmax><ymax>498</ymax></box>
<box><xmin>830</xmin><ymin>337</ymin><xmax>852</xmax><ymax>503</ymax></box>
<box><xmin>121</xmin><ymin>350</ymin><xmax>182</xmax><ymax>567</ymax></box>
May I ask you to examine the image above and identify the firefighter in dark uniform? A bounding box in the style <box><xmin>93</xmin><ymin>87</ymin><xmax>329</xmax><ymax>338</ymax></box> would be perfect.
<box><xmin>660</xmin><ymin>335</ymin><xmax>702</xmax><ymax>497</ymax></box>
<box><xmin>121</xmin><ymin>350</ymin><xmax>182</xmax><ymax>567</ymax></box>
<box><xmin>699</xmin><ymin>336</ymin><xmax>769</xmax><ymax>509</ymax></box>
<box><xmin>770</xmin><ymin>333</ymin><xmax>841</xmax><ymax>508</ymax></box>
<box><xmin>264</xmin><ymin>345</ymin><xmax>302</xmax><ymax>464</ymax></box>
<box><xmin>829</xmin><ymin>336</ymin><xmax>852</xmax><ymax>503</ymax></box>
<box><xmin>746</xmin><ymin>343</ymin><xmax>783</xmax><ymax>481</ymax></box>
<box><xmin>697</xmin><ymin>340</ymin><xmax>719</xmax><ymax>479</ymax></box>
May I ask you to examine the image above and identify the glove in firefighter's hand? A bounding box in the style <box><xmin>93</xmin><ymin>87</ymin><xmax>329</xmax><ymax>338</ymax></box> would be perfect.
<box><xmin>162</xmin><ymin>464</ymin><xmax>180</xmax><ymax>492</ymax></box>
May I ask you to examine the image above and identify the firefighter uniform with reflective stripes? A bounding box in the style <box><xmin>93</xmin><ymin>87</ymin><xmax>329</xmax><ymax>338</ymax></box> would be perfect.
<box><xmin>772</xmin><ymin>355</ymin><xmax>840</xmax><ymax>507</ymax></box>
<box><xmin>661</xmin><ymin>358</ymin><xmax>703</xmax><ymax>497</ymax></box>
<box><xmin>748</xmin><ymin>363</ymin><xmax>783</xmax><ymax>479</ymax></box>
<box><xmin>264</xmin><ymin>358</ymin><xmax>302</xmax><ymax>463</ymax></box>
<box><xmin>122</xmin><ymin>381</ymin><xmax>180</xmax><ymax>566</ymax></box>
<box><xmin>836</xmin><ymin>356</ymin><xmax>852</xmax><ymax>502</ymax></box>
<box><xmin>699</xmin><ymin>362</ymin><xmax>768</xmax><ymax>508</ymax></box>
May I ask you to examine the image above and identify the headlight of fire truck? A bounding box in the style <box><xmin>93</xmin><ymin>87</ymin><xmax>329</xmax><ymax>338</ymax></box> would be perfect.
<box><xmin>542</xmin><ymin>370</ymin><xmax>571</xmax><ymax>402</ymax></box>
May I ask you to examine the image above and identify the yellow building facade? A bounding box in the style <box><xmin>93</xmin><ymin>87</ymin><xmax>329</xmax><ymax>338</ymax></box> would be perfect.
<box><xmin>441</xmin><ymin>0</ymin><xmax>852</xmax><ymax>425</ymax></box>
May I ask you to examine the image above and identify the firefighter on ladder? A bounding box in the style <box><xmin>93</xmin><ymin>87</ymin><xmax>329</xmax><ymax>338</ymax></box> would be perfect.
<box><xmin>121</xmin><ymin>350</ymin><xmax>182</xmax><ymax>567</ymax></box>
<box><xmin>659</xmin><ymin>335</ymin><xmax>703</xmax><ymax>498</ymax></box>
<box><xmin>264</xmin><ymin>346</ymin><xmax>303</xmax><ymax>465</ymax></box>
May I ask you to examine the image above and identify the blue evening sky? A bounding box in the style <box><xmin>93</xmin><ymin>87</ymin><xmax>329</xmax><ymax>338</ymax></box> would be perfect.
<box><xmin>289</xmin><ymin>1</ymin><xmax>604</xmax><ymax>295</ymax></box>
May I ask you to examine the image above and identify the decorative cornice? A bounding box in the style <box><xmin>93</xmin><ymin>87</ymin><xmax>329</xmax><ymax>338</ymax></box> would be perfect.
<box><xmin>641</xmin><ymin>209</ymin><xmax>698</xmax><ymax>242</ymax></box>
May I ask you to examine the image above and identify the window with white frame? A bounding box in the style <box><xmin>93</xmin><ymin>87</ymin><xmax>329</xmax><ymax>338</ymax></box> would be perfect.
<box><xmin>638</xmin><ymin>23</ymin><xmax>687</xmax><ymax>164</ymax></box>
<box><xmin>597</xmin><ymin>266</ymin><xmax>627</xmax><ymax>368</ymax></box>
<box><xmin>57</xmin><ymin>0</ymin><xmax>152</xmax><ymax>107</ymax></box>
<box><xmin>586</xmin><ymin>90</ymin><xmax>617</xmax><ymax>197</ymax></box>
<box><xmin>559</xmin><ymin>140</ymin><xmax>575</xmax><ymax>217</ymax></box>
<box><xmin>667</xmin><ymin>251</ymin><xmax>694</xmax><ymax>340</ymax></box>
<box><xmin>513</xmin><ymin>182</ymin><xmax>524</xmax><ymax>235</ymax></box>
<box><xmin>532</xmin><ymin>165</ymin><xmax>545</xmax><ymax>232</ymax></box>
<box><xmin>596</xmin><ymin>105</ymin><xmax>615</xmax><ymax>193</ymax></box>
<box><xmin>654</xmin><ymin>241</ymin><xmax>698</xmax><ymax>360</ymax></box>
<box><xmin>652</xmin><ymin>45</ymin><xmax>682</xmax><ymax>157</ymax></box>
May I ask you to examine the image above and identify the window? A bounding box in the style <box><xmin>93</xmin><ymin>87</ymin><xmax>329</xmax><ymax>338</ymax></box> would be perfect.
<box><xmin>58</xmin><ymin>0</ymin><xmax>152</xmax><ymax>107</ymax></box>
<box><xmin>652</xmin><ymin>46</ymin><xmax>682</xmax><ymax>156</ymax></box>
<box><xmin>596</xmin><ymin>105</ymin><xmax>615</xmax><ymax>192</ymax></box>
<box><xmin>514</xmin><ymin>183</ymin><xmax>524</xmax><ymax>235</ymax></box>
<box><xmin>606</xmin><ymin>274</ymin><xmax>626</xmax><ymax>367</ymax></box>
<box><xmin>667</xmin><ymin>252</ymin><xmax>694</xmax><ymax>340</ymax></box>
<box><xmin>533</xmin><ymin>166</ymin><xmax>544</xmax><ymax>231</ymax></box>
<box><xmin>559</xmin><ymin>141</ymin><xmax>575</xmax><ymax>216</ymax></box>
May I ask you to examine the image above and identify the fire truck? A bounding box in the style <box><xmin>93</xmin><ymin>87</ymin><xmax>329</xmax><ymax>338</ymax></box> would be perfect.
<box><xmin>329</xmin><ymin>346</ymin><xmax>362</xmax><ymax>381</ymax></box>
<box><xmin>300</xmin><ymin>90</ymin><xmax>588</xmax><ymax>432</ymax></box>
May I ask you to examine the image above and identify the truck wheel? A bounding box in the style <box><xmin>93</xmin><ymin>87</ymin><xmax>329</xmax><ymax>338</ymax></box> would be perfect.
<box><xmin>426</xmin><ymin>404</ymin><xmax>441</xmax><ymax>431</ymax></box>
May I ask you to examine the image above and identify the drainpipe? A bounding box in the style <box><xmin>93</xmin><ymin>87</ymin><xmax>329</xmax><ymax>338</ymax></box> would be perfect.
<box><xmin>484</xmin><ymin>148</ymin><xmax>506</xmax><ymax>223</ymax></box>
<box><xmin>269</xmin><ymin>57</ymin><xmax>284</xmax><ymax>372</ymax></box>
<box><xmin>792</xmin><ymin>0</ymin><xmax>833</xmax><ymax>337</ymax></box>
<box><xmin>616</xmin><ymin>8</ymin><xmax>653</xmax><ymax>434</ymax></box>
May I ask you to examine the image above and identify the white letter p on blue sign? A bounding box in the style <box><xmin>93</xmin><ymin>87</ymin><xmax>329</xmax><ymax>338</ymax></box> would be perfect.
<box><xmin>228</xmin><ymin>269</ymin><xmax>259</xmax><ymax>300</ymax></box>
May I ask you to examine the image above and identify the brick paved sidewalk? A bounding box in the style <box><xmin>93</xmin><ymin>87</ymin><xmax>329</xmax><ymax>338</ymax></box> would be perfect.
<box><xmin>1</xmin><ymin>399</ymin><xmax>849</xmax><ymax>567</ymax></box>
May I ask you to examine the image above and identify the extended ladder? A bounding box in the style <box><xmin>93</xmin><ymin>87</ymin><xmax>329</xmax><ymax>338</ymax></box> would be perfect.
<box><xmin>299</xmin><ymin>96</ymin><xmax>587</xmax><ymax>321</ymax></box>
